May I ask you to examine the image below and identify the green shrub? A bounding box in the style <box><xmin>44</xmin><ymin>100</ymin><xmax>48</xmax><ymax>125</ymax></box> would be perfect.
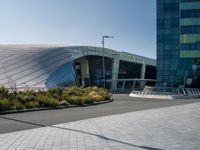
<box><xmin>47</xmin><ymin>87</ymin><xmax>63</xmax><ymax>100</ymax></box>
<box><xmin>37</xmin><ymin>90</ymin><xmax>46</xmax><ymax>96</ymax></box>
<box><xmin>0</xmin><ymin>86</ymin><xmax>110</xmax><ymax>112</ymax></box>
<box><xmin>81</xmin><ymin>96</ymin><xmax>93</xmax><ymax>104</ymax></box>
<box><xmin>96</xmin><ymin>90</ymin><xmax>110</xmax><ymax>100</ymax></box>
<box><xmin>0</xmin><ymin>87</ymin><xmax>9</xmax><ymax>98</ymax></box>
<box><xmin>8</xmin><ymin>91</ymin><xmax>17</xmax><ymax>101</ymax></box>
<box><xmin>66</xmin><ymin>96</ymin><xmax>83</xmax><ymax>105</ymax></box>
<box><xmin>16</xmin><ymin>94</ymin><xmax>37</xmax><ymax>104</ymax></box>
<box><xmin>37</xmin><ymin>95</ymin><xmax>48</xmax><ymax>107</ymax></box>
<box><xmin>16</xmin><ymin>95</ymin><xmax>27</xmax><ymax>104</ymax></box>
<box><xmin>63</xmin><ymin>86</ymin><xmax>84</xmax><ymax>97</ymax></box>
<box><xmin>62</xmin><ymin>92</ymin><xmax>70</xmax><ymax>101</ymax></box>
<box><xmin>63</xmin><ymin>86</ymin><xmax>110</xmax><ymax>104</ymax></box>
<box><xmin>29</xmin><ymin>95</ymin><xmax>36</xmax><ymax>101</ymax></box>
<box><xmin>84</xmin><ymin>87</ymin><xmax>110</xmax><ymax>101</ymax></box>
<box><xmin>24</xmin><ymin>95</ymin><xmax>31</xmax><ymax>101</ymax></box>
<box><xmin>37</xmin><ymin>95</ymin><xmax>59</xmax><ymax>107</ymax></box>
<box><xmin>45</xmin><ymin>98</ymin><xmax>59</xmax><ymax>107</ymax></box>
<box><xmin>24</xmin><ymin>90</ymin><xmax>37</xmax><ymax>96</ymax></box>
<box><xmin>0</xmin><ymin>98</ymin><xmax>10</xmax><ymax>111</ymax></box>
<box><xmin>25</xmin><ymin>101</ymin><xmax>39</xmax><ymax>109</ymax></box>
<box><xmin>88</xmin><ymin>90</ymin><xmax>107</xmax><ymax>102</ymax></box>
<box><xmin>11</xmin><ymin>100</ymin><xmax>25</xmax><ymax>110</ymax></box>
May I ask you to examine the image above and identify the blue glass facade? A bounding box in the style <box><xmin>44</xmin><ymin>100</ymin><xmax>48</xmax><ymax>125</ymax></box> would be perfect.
<box><xmin>45</xmin><ymin>54</ymin><xmax>156</xmax><ymax>89</ymax></box>
<box><xmin>87</xmin><ymin>56</ymin><xmax>112</xmax><ymax>87</ymax></box>
<box><xmin>118</xmin><ymin>60</ymin><xmax>142</xmax><ymax>79</ymax></box>
<box><xmin>45</xmin><ymin>62</ymin><xmax>78</xmax><ymax>88</ymax></box>
<box><xmin>157</xmin><ymin>0</ymin><xmax>200</xmax><ymax>87</ymax></box>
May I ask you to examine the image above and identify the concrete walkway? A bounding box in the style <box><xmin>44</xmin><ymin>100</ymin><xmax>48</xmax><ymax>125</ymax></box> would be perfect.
<box><xmin>0</xmin><ymin>103</ymin><xmax>200</xmax><ymax>150</ymax></box>
<box><xmin>1</xmin><ymin>94</ymin><xmax>199</xmax><ymax>134</ymax></box>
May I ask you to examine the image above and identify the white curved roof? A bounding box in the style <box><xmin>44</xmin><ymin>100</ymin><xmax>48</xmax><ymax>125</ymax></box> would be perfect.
<box><xmin>0</xmin><ymin>45</ymin><xmax>156</xmax><ymax>88</ymax></box>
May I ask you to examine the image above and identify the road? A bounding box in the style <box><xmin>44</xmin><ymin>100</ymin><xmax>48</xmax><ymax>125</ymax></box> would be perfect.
<box><xmin>0</xmin><ymin>94</ymin><xmax>199</xmax><ymax>134</ymax></box>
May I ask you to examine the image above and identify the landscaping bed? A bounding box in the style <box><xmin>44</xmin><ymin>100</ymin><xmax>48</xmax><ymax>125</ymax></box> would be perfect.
<box><xmin>0</xmin><ymin>86</ymin><xmax>111</xmax><ymax>113</ymax></box>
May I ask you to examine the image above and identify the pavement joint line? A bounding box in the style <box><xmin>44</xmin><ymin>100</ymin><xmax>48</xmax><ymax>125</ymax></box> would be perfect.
<box><xmin>0</xmin><ymin>99</ymin><xmax>198</xmax><ymax>150</ymax></box>
<box><xmin>1</xmin><ymin>94</ymin><xmax>200</xmax><ymax>140</ymax></box>
<box><xmin>0</xmin><ymin>101</ymin><xmax>199</xmax><ymax>135</ymax></box>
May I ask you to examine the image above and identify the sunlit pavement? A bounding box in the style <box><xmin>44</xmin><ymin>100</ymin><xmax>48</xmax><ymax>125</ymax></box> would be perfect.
<box><xmin>1</xmin><ymin>94</ymin><xmax>200</xmax><ymax>134</ymax></box>
<box><xmin>0</xmin><ymin>102</ymin><xmax>200</xmax><ymax>150</ymax></box>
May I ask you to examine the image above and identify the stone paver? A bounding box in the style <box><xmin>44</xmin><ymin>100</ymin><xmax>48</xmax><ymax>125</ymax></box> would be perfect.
<box><xmin>0</xmin><ymin>103</ymin><xmax>200</xmax><ymax>150</ymax></box>
<box><xmin>1</xmin><ymin>94</ymin><xmax>199</xmax><ymax>134</ymax></box>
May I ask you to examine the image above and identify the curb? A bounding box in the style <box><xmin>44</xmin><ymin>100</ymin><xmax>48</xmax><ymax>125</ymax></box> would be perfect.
<box><xmin>0</xmin><ymin>98</ymin><xmax>113</xmax><ymax>115</ymax></box>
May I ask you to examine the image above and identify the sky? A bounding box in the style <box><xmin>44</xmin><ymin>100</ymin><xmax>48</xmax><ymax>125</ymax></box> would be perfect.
<box><xmin>0</xmin><ymin>0</ymin><xmax>156</xmax><ymax>59</ymax></box>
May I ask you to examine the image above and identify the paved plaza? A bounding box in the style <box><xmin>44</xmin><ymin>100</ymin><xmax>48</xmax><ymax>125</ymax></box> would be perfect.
<box><xmin>0</xmin><ymin>102</ymin><xmax>200</xmax><ymax>150</ymax></box>
<box><xmin>1</xmin><ymin>94</ymin><xmax>199</xmax><ymax>134</ymax></box>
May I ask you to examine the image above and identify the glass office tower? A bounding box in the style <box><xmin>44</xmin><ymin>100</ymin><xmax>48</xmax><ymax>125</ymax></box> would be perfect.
<box><xmin>157</xmin><ymin>0</ymin><xmax>200</xmax><ymax>88</ymax></box>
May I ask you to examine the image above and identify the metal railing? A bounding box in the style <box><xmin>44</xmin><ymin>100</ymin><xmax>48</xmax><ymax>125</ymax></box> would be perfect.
<box><xmin>105</xmin><ymin>79</ymin><xmax>156</xmax><ymax>93</ymax></box>
<box><xmin>131</xmin><ymin>86</ymin><xmax>200</xmax><ymax>97</ymax></box>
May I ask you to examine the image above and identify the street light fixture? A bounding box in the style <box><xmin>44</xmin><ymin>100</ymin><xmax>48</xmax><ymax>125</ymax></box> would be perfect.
<box><xmin>102</xmin><ymin>35</ymin><xmax>114</xmax><ymax>88</ymax></box>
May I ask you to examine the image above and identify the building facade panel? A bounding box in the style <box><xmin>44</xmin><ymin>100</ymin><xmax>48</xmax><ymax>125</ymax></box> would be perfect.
<box><xmin>157</xmin><ymin>0</ymin><xmax>200</xmax><ymax>87</ymax></box>
<box><xmin>0</xmin><ymin>45</ymin><xmax>156</xmax><ymax>89</ymax></box>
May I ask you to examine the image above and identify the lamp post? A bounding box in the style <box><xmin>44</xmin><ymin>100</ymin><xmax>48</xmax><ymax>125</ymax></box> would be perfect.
<box><xmin>102</xmin><ymin>35</ymin><xmax>114</xmax><ymax>88</ymax></box>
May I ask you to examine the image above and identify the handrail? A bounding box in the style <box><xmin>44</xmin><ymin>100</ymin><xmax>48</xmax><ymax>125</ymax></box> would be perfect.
<box><xmin>131</xmin><ymin>86</ymin><xmax>200</xmax><ymax>97</ymax></box>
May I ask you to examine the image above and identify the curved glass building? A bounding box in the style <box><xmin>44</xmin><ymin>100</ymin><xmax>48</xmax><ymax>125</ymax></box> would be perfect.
<box><xmin>0</xmin><ymin>45</ymin><xmax>156</xmax><ymax>89</ymax></box>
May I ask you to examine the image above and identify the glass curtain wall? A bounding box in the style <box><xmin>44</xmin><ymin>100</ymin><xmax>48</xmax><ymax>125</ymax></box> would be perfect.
<box><xmin>45</xmin><ymin>62</ymin><xmax>78</xmax><ymax>88</ymax></box>
<box><xmin>179</xmin><ymin>0</ymin><xmax>200</xmax><ymax>87</ymax></box>
<box><xmin>87</xmin><ymin>56</ymin><xmax>112</xmax><ymax>87</ymax></box>
<box><xmin>117</xmin><ymin>60</ymin><xmax>142</xmax><ymax>89</ymax></box>
<box><xmin>118</xmin><ymin>60</ymin><xmax>141</xmax><ymax>79</ymax></box>
<box><xmin>157</xmin><ymin>0</ymin><xmax>189</xmax><ymax>87</ymax></box>
<box><xmin>157</xmin><ymin>0</ymin><xmax>200</xmax><ymax>87</ymax></box>
<box><xmin>145</xmin><ymin>65</ymin><xmax>156</xmax><ymax>79</ymax></box>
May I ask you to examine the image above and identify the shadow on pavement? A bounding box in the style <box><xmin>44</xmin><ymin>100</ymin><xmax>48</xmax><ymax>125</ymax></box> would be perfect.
<box><xmin>0</xmin><ymin>115</ymin><xmax>163</xmax><ymax>150</ymax></box>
